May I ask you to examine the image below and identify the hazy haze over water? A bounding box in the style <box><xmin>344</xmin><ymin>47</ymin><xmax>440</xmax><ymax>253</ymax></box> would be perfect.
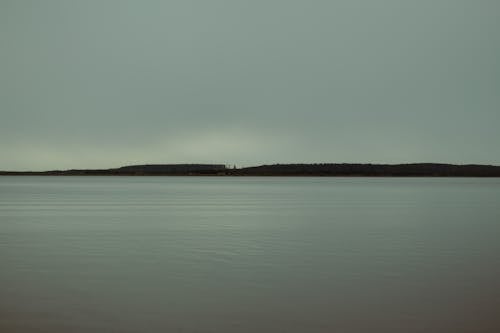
<box><xmin>1</xmin><ymin>176</ymin><xmax>500</xmax><ymax>332</ymax></box>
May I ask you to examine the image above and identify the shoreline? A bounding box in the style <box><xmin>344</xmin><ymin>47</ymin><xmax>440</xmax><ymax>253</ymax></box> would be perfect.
<box><xmin>2</xmin><ymin>163</ymin><xmax>500</xmax><ymax>177</ymax></box>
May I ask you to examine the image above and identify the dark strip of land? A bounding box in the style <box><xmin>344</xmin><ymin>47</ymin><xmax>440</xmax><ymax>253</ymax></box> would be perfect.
<box><xmin>1</xmin><ymin>163</ymin><xmax>500</xmax><ymax>177</ymax></box>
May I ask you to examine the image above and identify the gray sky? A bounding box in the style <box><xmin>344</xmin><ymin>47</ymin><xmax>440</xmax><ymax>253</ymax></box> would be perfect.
<box><xmin>1</xmin><ymin>0</ymin><xmax>499</xmax><ymax>170</ymax></box>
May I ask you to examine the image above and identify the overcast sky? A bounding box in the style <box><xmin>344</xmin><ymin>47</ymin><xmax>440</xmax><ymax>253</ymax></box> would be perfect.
<box><xmin>1</xmin><ymin>0</ymin><xmax>499</xmax><ymax>170</ymax></box>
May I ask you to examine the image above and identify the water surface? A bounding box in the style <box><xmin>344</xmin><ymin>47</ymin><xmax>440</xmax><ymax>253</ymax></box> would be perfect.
<box><xmin>1</xmin><ymin>177</ymin><xmax>500</xmax><ymax>332</ymax></box>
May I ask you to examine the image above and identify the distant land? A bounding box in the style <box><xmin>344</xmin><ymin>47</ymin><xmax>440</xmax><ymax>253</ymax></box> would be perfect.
<box><xmin>2</xmin><ymin>163</ymin><xmax>500</xmax><ymax>177</ymax></box>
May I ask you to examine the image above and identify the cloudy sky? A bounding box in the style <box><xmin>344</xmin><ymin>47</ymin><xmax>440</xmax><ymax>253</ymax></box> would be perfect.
<box><xmin>1</xmin><ymin>0</ymin><xmax>499</xmax><ymax>170</ymax></box>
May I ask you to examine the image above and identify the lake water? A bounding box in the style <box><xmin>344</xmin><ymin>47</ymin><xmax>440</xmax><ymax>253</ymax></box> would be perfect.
<box><xmin>1</xmin><ymin>176</ymin><xmax>500</xmax><ymax>333</ymax></box>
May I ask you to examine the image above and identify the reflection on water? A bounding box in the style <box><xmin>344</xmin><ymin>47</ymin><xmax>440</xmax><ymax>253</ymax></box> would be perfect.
<box><xmin>1</xmin><ymin>177</ymin><xmax>500</xmax><ymax>332</ymax></box>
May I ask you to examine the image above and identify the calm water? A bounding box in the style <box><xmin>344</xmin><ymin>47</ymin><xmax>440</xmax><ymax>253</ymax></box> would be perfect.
<box><xmin>1</xmin><ymin>177</ymin><xmax>500</xmax><ymax>333</ymax></box>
